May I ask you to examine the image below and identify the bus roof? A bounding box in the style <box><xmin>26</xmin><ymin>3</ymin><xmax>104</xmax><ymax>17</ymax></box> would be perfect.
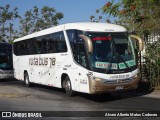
<box><xmin>14</xmin><ymin>22</ymin><xmax>127</xmax><ymax>42</ymax></box>
<box><xmin>64</xmin><ymin>22</ymin><xmax>127</xmax><ymax>32</ymax></box>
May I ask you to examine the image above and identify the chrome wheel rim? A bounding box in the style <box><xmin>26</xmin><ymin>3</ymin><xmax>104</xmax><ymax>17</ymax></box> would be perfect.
<box><xmin>65</xmin><ymin>80</ymin><xmax>71</xmax><ymax>94</ymax></box>
<box><xmin>26</xmin><ymin>77</ymin><xmax>29</xmax><ymax>85</ymax></box>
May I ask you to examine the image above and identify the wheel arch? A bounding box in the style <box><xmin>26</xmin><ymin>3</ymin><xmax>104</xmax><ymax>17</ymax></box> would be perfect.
<box><xmin>61</xmin><ymin>73</ymin><xmax>76</xmax><ymax>96</ymax></box>
<box><xmin>61</xmin><ymin>73</ymin><xmax>68</xmax><ymax>88</ymax></box>
<box><xmin>23</xmin><ymin>70</ymin><xmax>28</xmax><ymax>80</ymax></box>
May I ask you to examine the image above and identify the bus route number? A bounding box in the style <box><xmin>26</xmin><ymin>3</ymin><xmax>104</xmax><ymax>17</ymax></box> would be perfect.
<box><xmin>50</xmin><ymin>58</ymin><xmax>56</xmax><ymax>66</ymax></box>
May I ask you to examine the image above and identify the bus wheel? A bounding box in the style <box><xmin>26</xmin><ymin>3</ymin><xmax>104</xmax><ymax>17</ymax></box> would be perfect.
<box><xmin>64</xmin><ymin>76</ymin><xmax>75</xmax><ymax>96</ymax></box>
<box><xmin>24</xmin><ymin>72</ymin><xmax>31</xmax><ymax>87</ymax></box>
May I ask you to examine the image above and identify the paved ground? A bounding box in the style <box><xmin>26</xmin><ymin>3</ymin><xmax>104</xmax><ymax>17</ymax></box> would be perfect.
<box><xmin>0</xmin><ymin>79</ymin><xmax>160</xmax><ymax>120</ymax></box>
<box><xmin>143</xmin><ymin>90</ymin><xmax>160</xmax><ymax>98</ymax></box>
<box><xmin>0</xmin><ymin>79</ymin><xmax>160</xmax><ymax>98</ymax></box>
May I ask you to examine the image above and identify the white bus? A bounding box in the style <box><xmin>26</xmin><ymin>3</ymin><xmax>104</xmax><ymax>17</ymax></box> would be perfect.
<box><xmin>13</xmin><ymin>22</ymin><xmax>143</xmax><ymax>96</ymax></box>
<box><xmin>0</xmin><ymin>42</ymin><xmax>14</xmax><ymax>79</ymax></box>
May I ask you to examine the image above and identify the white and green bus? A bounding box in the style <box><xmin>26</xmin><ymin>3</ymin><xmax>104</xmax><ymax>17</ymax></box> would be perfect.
<box><xmin>13</xmin><ymin>22</ymin><xmax>143</xmax><ymax>96</ymax></box>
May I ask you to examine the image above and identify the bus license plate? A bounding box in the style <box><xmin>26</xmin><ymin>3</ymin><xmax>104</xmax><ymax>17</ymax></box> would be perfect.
<box><xmin>116</xmin><ymin>86</ymin><xmax>123</xmax><ymax>90</ymax></box>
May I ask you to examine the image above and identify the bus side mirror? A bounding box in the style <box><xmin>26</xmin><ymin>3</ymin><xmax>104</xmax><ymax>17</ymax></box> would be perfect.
<box><xmin>130</xmin><ymin>35</ymin><xmax>144</xmax><ymax>51</ymax></box>
<box><xmin>79</xmin><ymin>34</ymin><xmax>93</xmax><ymax>53</ymax></box>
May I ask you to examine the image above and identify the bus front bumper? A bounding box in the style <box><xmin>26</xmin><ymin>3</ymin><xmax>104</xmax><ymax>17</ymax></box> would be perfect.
<box><xmin>89</xmin><ymin>75</ymin><xmax>140</xmax><ymax>94</ymax></box>
<box><xmin>0</xmin><ymin>70</ymin><xmax>14</xmax><ymax>79</ymax></box>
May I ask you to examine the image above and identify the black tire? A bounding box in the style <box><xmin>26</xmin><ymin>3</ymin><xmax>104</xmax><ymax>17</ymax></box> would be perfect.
<box><xmin>63</xmin><ymin>76</ymin><xmax>75</xmax><ymax>96</ymax></box>
<box><xmin>24</xmin><ymin>72</ymin><xmax>31</xmax><ymax>87</ymax></box>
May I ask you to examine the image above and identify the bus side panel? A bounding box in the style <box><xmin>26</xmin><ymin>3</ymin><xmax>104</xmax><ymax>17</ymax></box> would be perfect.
<box><xmin>78</xmin><ymin>66</ymin><xmax>90</xmax><ymax>94</ymax></box>
<box><xmin>13</xmin><ymin>55</ymin><xmax>26</xmax><ymax>81</ymax></box>
<box><xmin>27</xmin><ymin>54</ymin><xmax>56</xmax><ymax>85</ymax></box>
<box><xmin>53</xmin><ymin>54</ymin><xmax>80</xmax><ymax>91</ymax></box>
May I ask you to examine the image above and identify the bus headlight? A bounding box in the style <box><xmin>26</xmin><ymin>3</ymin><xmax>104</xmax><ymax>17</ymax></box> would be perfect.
<box><xmin>92</xmin><ymin>77</ymin><xmax>106</xmax><ymax>83</ymax></box>
<box><xmin>93</xmin><ymin>77</ymin><xmax>116</xmax><ymax>84</ymax></box>
<box><xmin>93</xmin><ymin>77</ymin><xmax>102</xmax><ymax>82</ymax></box>
<box><xmin>88</xmin><ymin>75</ymin><xmax>102</xmax><ymax>82</ymax></box>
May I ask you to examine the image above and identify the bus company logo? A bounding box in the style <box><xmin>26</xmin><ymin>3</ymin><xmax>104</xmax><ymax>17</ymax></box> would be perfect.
<box><xmin>29</xmin><ymin>56</ymin><xmax>56</xmax><ymax>67</ymax></box>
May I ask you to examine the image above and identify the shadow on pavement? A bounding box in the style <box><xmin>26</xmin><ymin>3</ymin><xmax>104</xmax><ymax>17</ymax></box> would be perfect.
<box><xmin>0</xmin><ymin>78</ymin><xmax>157</xmax><ymax>103</ymax></box>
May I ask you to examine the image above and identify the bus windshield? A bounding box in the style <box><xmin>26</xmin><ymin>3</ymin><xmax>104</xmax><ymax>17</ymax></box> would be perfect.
<box><xmin>85</xmin><ymin>32</ymin><xmax>137</xmax><ymax>74</ymax></box>
<box><xmin>0</xmin><ymin>46</ymin><xmax>13</xmax><ymax>70</ymax></box>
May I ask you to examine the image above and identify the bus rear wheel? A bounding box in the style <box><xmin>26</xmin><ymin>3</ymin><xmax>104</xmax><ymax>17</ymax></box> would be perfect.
<box><xmin>24</xmin><ymin>72</ymin><xmax>31</xmax><ymax>87</ymax></box>
<box><xmin>63</xmin><ymin>76</ymin><xmax>75</xmax><ymax>96</ymax></box>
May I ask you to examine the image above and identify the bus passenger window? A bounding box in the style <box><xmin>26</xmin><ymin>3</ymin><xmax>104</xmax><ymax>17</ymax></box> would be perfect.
<box><xmin>77</xmin><ymin>40</ymin><xmax>87</xmax><ymax>67</ymax></box>
<box><xmin>53</xmin><ymin>31</ymin><xmax>67</xmax><ymax>53</ymax></box>
<box><xmin>34</xmin><ymin>39</ymin><xmax>42</xmax><ymax>54</ymax></box>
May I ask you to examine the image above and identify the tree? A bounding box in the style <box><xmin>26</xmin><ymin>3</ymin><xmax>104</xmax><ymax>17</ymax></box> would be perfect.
<box><xmin>0</xmin><ymin>4</ymin><xmax>20</xmax><ymax>42</ymax></box>
<box><xmin>19</xmin><ymin>6</ymin><xmax>64</xmax><ymax>36</ymax></box>
<box><xmin>19</xmin><ymin>10</ymin><xmax>33</xmax><ymax>36</ymax></box>
<box><xmin>90</xmin><ymin>9</ymin><xmax>103</xmax><ymax>22</ymax></box>
<box><xmin>101</xmin><ymin>0</ymin><xmax>160</xmax><ymax>35</ymax></box>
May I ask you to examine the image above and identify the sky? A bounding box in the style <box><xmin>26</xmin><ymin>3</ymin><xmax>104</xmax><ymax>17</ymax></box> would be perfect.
<box><xmin>0</xmin><ymin>0</ymin><xmax>114</xmax><ymax>25</ymax></box>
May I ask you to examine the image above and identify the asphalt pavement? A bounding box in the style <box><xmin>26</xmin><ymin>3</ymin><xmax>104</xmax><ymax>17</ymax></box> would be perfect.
<box><xmin>1</xmin><ymin>78</ymin><xmax>159</xmax><ymax>99</ymax></box>
<box><xmin>0</xmin><ymin>79</ymin><xmax>160</xmax><ymax>120</ymax></box>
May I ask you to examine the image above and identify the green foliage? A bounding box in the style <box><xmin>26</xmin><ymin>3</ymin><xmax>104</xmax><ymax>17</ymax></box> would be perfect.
<box><xmin>0</xmin><ymin>5</ymin><xmax>64</xmax><ymax>40</ymax></box>
<box><xmin>144</xmin><ymin>37</ymin><xmax>160</xmax><ymax>87</ymax></box>
<box><xmin>90</xmin><ymin>10</ymin><xmax>103</xmax><ymax>22</ymax></box>
<box><xmin>101</xmin><ymin>0</ymin><xmax>160</xmax><ymax>35</ymax></box>
<box><xmin>0</xmin><ymin>4</ymin><xmax>20</xmax><ymax>42</ymax></box>
<box><xmin>19</xmin><ymin>6</ymin><xmax>64</xmax><ymax>36</ymax></box>
<box><xmin>0</xmin><ymin>5</ymin><xmax>19</xmax><ymax>23</ymax></box>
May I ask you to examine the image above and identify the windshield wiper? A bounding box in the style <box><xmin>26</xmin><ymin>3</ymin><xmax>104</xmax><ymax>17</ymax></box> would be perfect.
<box><xmin>113</xmin><ymin>50</ymin><xmax>130</xmax><ymax>69</ymax></box>
<box><xmin>110</xmin><ymin>38</ymin><xmax>130</xmax><ymax>70</ymax></box>
<box><xmin>105</xmin><ymin>51</ymin><xmax>113</xmax><ymax>74</ymax></box>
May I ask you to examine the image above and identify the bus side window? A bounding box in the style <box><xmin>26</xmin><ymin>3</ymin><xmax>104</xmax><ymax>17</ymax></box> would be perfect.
<box><xmin>19</xmin><ymin>41</ymin><xmax>26</xmax><ymax>55</ymax></box>
<box><xmin>42</xmin><ymin>36</ymin><xmax>49</xmax><ymax>54</ymax></box>
<box><xmin>77</xmin><ymin>36</ymin><xmax>87</xmax><ymax>67</ymax></box>
<box><xmin>27</xmin><ymin>39</ymin><xmax>33</xmax><ymax>55</ymax></box>
<box><xmin>59</xmin><ymin>35</ymin><xmax>67</xmax><ymax>52</ymax></box>
<box><xmin>66</xmin><ymin>30</ymin><xmax>77</xmax><ymax>60</ymax></box>
<box><xmin>67</xmin><ymin>30</ymin><xmax>88</xmax><ymax>68</ymax></box>
<box><xmin>52</xmin><ymin>31</ymin><xmax>67</xmax><ymax>53</ymax></box>
<box><xmin>33</xmin><ymin>38</ymin><xmax>42</xmax><ymax>54</ymax></box>
<box><xmin>48</xmin><ymin>39</ymin><xmax>54</xmax><ymax>53</ymax></box>
<box><xmin>13</xmin><ymin>42</ymin><xmax>19</xmax><ymax>55</ymax></box>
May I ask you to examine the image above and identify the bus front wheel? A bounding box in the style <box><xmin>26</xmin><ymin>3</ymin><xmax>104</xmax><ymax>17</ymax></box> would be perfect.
<box><xmin>24</xmin><ymin>72</ymin><xmax>31</xmax><ymax>87</ymax></box>
<box><xmin>63</xmin><ymin>76</ymin><xmax>75</xmax><ymax>96</ymax></box>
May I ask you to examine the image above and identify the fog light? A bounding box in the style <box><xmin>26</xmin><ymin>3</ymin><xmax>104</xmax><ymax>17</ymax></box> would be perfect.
<box><xmin>134</xmin><ymin>74</ymin><xmax>138</xmax><ymax>79</ymax></box>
